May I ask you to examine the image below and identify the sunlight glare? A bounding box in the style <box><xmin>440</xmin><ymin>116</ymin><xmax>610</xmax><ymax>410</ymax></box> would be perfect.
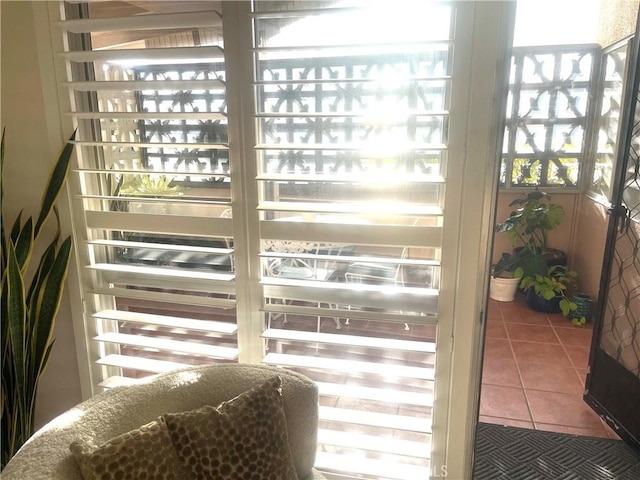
<box><xmin>514</xmin><ymin>0</ymin><xmax>601</xmax><ymax>46</ymax></box>
<box><xmin>167</xmin><ymin>369</ymin><xmax>202</xmax><ymax>389</ymax></box>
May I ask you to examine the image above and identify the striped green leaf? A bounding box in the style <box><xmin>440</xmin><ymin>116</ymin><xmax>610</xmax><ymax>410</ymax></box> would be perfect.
<box><xmin>26</xmin><ymin>240</ymin><xmax>57</xmax><ymax>312</ymax></box>
<box><xmin>34</xmin><ymin>130</ymin><xmax>76</xmax><ymax>239</ymax></box>
<box><xmin>9</xmin><ymin>211</ymin><xmax>23</xmax><ymax>246</ymax></box>
<box><xmin>0</xmin><ymin>128</ymin><xmax>4</xmax><ymax>274</ymax></box>
<box><xmin>0</xmin><ymin>129</ymin><xmax>5</xmax><ymax>272</ymax></box>
<box><xmin>1</xmin><ymin>220</ymin><xmax>7</xmax><ymax>275</ymax></box>
<box><xmin>1</xmin><ymin>275</ymin><xmax>9</xmax><ymax>377</ymax></box>
<box><xmin>1</xmin><ymin>131</ymin><xmax>75</xmax><ymax>467</ymax></box>
<box><xmin>28</xmin><ymin>341</ymin><xmax>54</xmax><ymax>421</ymax></box>
<box><xmin>14</xmin><ymin>218</ymin><xmax>33</xmax><ymax>274</ymax></box>
<box><xmin>0</xmin><ymin>127</ymin><xmax>4</xmax><ymax>206</ymax></box>
<box><xmin>31</xmin><ymin>236</ymin><xmax>72</xmax><ymax>380</ymax></box>
<box><xmin>5</xmin><ymin>244</ymin><xmax>26</xmax><ymax>410</ymax></box>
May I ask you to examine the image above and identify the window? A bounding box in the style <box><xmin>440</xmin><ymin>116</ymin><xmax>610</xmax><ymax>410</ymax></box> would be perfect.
<box><xmin>501</xmin><ymin>45</ymin><xmax>598</xmax><ymax>189</ymax></box>
<box><xmin>59</xmin><ymin>1</ymin><xmax>237</xmax><ymax>384</ymax></box>
<box><xmin>588</xmin><ymin>38</ymin><xmax>632</xmax><ymax>203</ymax></box>
<box><xmin>52</xmin><ymin>1</ymin><xmax>513</xmax><ymax>478</ymax></box>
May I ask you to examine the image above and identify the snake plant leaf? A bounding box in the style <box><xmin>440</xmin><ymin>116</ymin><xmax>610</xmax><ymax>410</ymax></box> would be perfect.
<box><xmin>14</xmin><ymin>217</ymin><xmax>33</xmax><ymax>274</ymax></box>
<box><xmin>0</xmin><ymin>375</ymin><xmax>6</xmax><ymax>422</ymax></box>
<box><xmin>0</xmin><ymin>129</ymin><xmax>4</xmax><ymax>272</ymax></box>
<box><xmin>25</xmin><ymin>241</ymin><xmax>57</xmax><ymax>367</ymax></box>
<box><xmin>1</xmin><ymin>374</ymin><xmax>19</xmax><ymax>467</ymax></box>
<box><xmin>28</xmin><ymin>342</ymin><xmax>55</xmax><ymax>419</ymax></box>
<box><xmin>1</xmin><ymin>222</ymin><xmax>6</xmax><ymax>275</ymax></box>
<box><xmin>27</xmin><ymin>207</ymin><xmax>62</xmax><ymax>309</ymax></box>
<box><xmin>6</xmin><ymin>243</ymin><xmax>26</xmax><ymax>409</ymax></box>
<box><xmin>31</xmin><ymin>236</ymin><xmax>72</xmax><ymax>379</ymax></box>
<box><xmin>0</xmin><ymin>127</ymin><xmax>4</xmax><ymax>204</ymax></box>
<box><xmin>9</xmin><ymin>211</ymin><xmax>23</xmax><ymax>246</ymax></box>
<box><xmin>26</xmin><ymin>240</ymin><xmax>57</xmax><ymax>311</ymax></box>
<box><xmin>37</xmin><ymin>342</ymin><xmax>55</xmax><ymax>385</ymax></box>
<box><xmin>1</xmin><ymin>275</ymin><xmax>9</xmax><ymax>372</ymax></box>
<box><xmin>1</xmin><ymin>131</ymin><xmax>75</xmax><ymax>467</ymax></box>
<box><xmin>1</xmin><ymin>130</ymin><xmax>5</xmax><ymax>272</ymax></box>
<box><xmin>33</xmin><ymin>130</ymin><xmax>76</xmax><ymax>239</ymax></box>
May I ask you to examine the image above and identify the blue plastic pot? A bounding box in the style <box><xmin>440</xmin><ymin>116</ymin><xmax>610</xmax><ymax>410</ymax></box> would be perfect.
<box><xmin>525</xmin><ymin>288</ymin><xmax>561</xmax><ymax>313</ymax></box>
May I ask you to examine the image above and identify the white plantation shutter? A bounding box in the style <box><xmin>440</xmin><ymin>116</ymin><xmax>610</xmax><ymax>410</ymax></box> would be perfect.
<box><xmin>49</xmin><ymin>1</ymin><xmax>514</xmax><ymax>478</ymax></box>
<box><xmin>56</xmin><ymin>1</ymin><xmax>240</xmax><ymax>387</ymax></box>
<box><xmin>246</xmin><ymin>2</ymin><xmax>452</xmax><ymax>477</ymax></box>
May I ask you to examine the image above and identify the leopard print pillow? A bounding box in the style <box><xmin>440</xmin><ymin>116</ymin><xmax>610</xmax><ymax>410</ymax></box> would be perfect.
<box><xmin>70</xmin><ymin>417</ymin><xmax>191</xmax><ymax>480</ymax></box>
<box><xmin>163</xmin><ymin>375</ymin><xmax>298</xmax><ymax>480</ymax></box>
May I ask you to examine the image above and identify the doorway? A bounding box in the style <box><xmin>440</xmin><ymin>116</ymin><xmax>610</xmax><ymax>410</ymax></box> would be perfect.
<box><xmin>479</xmin><ymin>0</ymin><xmax>639</xmax><ymax>441</ymax></box>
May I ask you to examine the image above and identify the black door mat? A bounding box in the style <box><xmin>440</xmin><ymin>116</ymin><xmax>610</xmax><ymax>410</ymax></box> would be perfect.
<box><xmin>473</xmin><ymin>422</ymin><xmax>640</xmax><ymax>479</ymax></box>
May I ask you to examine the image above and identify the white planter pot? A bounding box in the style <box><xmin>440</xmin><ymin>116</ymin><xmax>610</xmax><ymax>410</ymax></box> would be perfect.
<box><xmin>489</xmin><ymin>275</ymin><xmax>521</xmax><ymax>302</ymax></box>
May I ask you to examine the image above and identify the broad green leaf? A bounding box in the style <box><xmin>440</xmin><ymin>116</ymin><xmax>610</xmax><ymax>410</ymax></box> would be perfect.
<box><xmin>31</xmin><ymin>237</ymin><xmax>72</xmax><ymax>378</ymax></box>
<box><xmin>545</xmin><ymin>204</ymin><xmax>565</xmax><ymax>230</ymax></box>
<box><xmin>571</xmin><ymin>316</ymin><xmax>586</xmax><ymax>326</ymax></box>
<box><xmin>34</xmin><ymin>131</ymin><xmax>76</xmax><ymax>238</ymax></box>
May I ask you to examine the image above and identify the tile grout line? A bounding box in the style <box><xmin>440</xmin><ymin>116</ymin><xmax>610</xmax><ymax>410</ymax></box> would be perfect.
<box><xmin>552</xmin><ymin>321</ymin><xmax>588</xmax><ymax>388</ymax></box>
<box><xmin>553</xmin><ymin>322</ymin><xmax>593</xmax><ymax>372</ymax></box>
<box><xmin>552</xmin><ymin>325</ymin><xmax>614</xmax><ymax>438</ymax></box>
<box><xmin>497</xmin><ymin>302</ymin><xmax>537</xmax><ymax>427</ymax></box>
<box><xmin>484</xmin><ymin>300</ymin><xmax>609</xmax><ymax>437</ymax></box>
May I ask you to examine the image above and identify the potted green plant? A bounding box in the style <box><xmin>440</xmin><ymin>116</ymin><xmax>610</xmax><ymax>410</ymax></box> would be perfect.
<box><xmin>119</xmin><ymin>174</ymin><xmax>184</xmax><ymax>215</ymax></box>
<box><xmin>1</xmin><ymin>129</ymin><xmax>75</xmax><ymax>468</ymax></box>
<box><xmin>519</xmin><ymin>264</ymin><xmax>578</xmax><ymax>317</ymax></box>
<box><xmin>489</xmin><ymin>252</ymin><xmax>524</xmax><ymax>302</ymax></box>
<box><xmin>494</xmin><ymin>189</ymin><xmax>566</xmax><ymax>279</ymax></box>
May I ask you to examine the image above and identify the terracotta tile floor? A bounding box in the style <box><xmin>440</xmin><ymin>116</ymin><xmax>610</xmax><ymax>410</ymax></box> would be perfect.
<box><xmin>480</xmin><ymin>293</ymin><xmax>621</xmax><ymax>440</ymax></box>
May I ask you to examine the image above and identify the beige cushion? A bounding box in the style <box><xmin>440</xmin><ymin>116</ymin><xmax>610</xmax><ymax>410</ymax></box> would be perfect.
<box><xmin>69</xmin><ymin>417</ymin><xmax>190</xmax><ymax>480</ymax></box>
<box><xmin>163</xmin><ymin>375</ymin><xmax>298</xmax><ymax>480</ymax></box>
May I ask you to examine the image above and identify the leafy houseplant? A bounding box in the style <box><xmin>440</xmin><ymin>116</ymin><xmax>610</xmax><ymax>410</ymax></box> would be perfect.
<box><xmin>492</xmin><ymin>251</ymin><xmax>525</xmax><ymax>279</ymax></box>
<box><xmin>1</xmin><ymin>130</ymin><xmax>75</xmax><ymax>468</ymax></box>
<box><xmin>489</xmin><ymin>252</ymin><xmax>525</xmax><ymax>302</ymax></box>
<box><xmin>118</xmin><ymin>174</ymin><xmax>184</xmax><ymax>216</ymax></box>
<box><xmin>494</xmin><ymin>190</ymin><xmax>566</xmax><ymax>278</ymax></box>
<box><xmin>118</xmin><ymin>174</ymin><xmax>183</xmax><ymax>197</ymax></box>
<box><xmin>520</xmin><ymin>264</ymin><xmax>578</xmax><ymax>318</ymax></box>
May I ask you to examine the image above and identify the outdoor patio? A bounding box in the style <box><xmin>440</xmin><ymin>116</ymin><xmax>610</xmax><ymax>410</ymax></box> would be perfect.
<box><xmin>480</xmin><ymin>293</ymin><xmax>620</xmax><ymax>440</ymax></box>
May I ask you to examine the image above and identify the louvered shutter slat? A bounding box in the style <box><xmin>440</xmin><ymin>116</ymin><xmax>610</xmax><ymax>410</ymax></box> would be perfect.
<box><xmin>56</xmin><ymin>11</ymin><xmax>222</xmax><ymax>33</ymax></box>
<box><xmin>61</xmin><ymin>46</ymin><xmax>224</xmax><ymax>63</ymax></box>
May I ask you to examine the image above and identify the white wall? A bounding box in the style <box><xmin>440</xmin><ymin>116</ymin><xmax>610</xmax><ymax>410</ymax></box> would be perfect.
<box><xmin>1</xmin><ymin>0</ymin><xmax>82</xmax><ymax>429</ymax></box>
